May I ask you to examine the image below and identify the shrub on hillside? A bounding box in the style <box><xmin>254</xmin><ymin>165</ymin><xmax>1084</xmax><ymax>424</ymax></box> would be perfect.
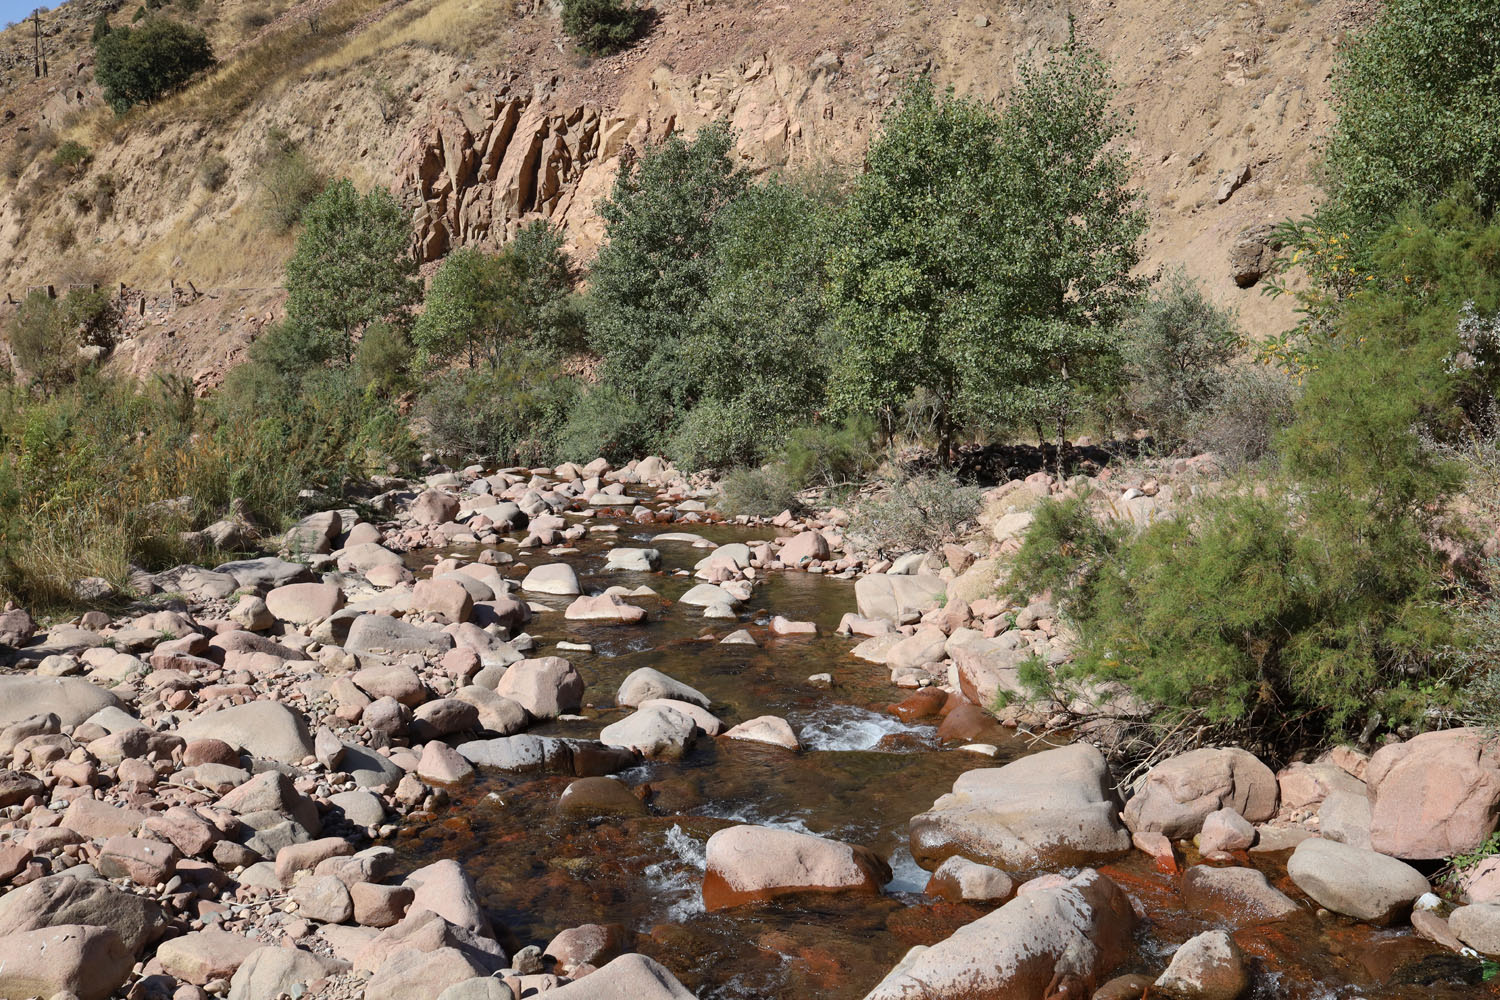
<box><xmin>1119</xmin><ymin>268</ymin><xmax>1243</xmax><ymax>446</ymax></box>
<box><xmin>52</xmin><ymin>141</ymin><xmax>93</xmax><ymax>173</ymax></box>
<box><xmin>94</xmin><ymin>18</ymin><xmax>215</xmax><ymax>113</ymax></box>
<box><xmin>849</xmin><ymin>469</ymin><xmax>981</xmax><ymax>556</ymax></box>
<box><xmin>561</xmin><ymin>0</ymin><xmax>646</xmax><ymax>55</ymax></box>
<box><xmin>258</xmin><ymin>135</ymin><xmax>325</xmax><ymax>231</ymax></box>
<box><xmin>7</xmin><ymin>288</ymin><xmax>119</xmax><ymax>391</ymax></box>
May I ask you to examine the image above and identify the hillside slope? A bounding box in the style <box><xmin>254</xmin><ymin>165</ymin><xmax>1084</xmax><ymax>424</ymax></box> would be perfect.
<box><xmin>0</xmin><ymin>0</ymin><xmax>1370</xmax><ymax>387</ymax></box>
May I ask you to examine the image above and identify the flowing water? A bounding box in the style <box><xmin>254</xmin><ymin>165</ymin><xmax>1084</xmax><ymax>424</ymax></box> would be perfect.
<box><xmin>391</xmin><ymin>513</ymin><xmax>1496</xmax><ymax>999</ymax></box>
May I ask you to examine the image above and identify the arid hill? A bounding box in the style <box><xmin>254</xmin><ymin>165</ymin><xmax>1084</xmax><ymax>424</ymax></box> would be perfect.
<box><xmin>1</xmin><ymin>0</ymin><xmax>1371</xmax><ymax>387</ymax></box>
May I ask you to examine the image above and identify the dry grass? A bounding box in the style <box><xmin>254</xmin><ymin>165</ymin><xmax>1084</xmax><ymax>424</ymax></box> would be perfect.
<box><xmin>147</xmin><ymin>0</ymin><xmax>393</xmax><ymax>126</ymax></box>
<box><xmin>307</xmin><ymin>0</ymin><xmax>510</xmax><ymax>75</ymax></box>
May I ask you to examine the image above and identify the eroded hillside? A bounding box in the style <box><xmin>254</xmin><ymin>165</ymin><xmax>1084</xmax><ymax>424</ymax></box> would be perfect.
<box><xmin>0</xmin><ymin>0</ymin><xmax>1369</xmax><ymax>386</ymax></box>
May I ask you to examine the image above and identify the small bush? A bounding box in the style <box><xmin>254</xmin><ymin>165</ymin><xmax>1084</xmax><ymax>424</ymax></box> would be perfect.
<box><xmin>561</xmin><ymin>0</ymin><xmax>646</xmax><ymax>55</ymax></box>
<box><xmin>669</xmin><ymin>397</ymin><xmax>768</xmax><ymax>472</ymax></box>
<box><xmin>1010</xmin><ymin>486</ymin><xmax>1455</xmax><ymax>750</ymax></box>
<box><xmin>199</xmin><ymin>153</ymin><xmax>229</xmax><ymax>191</ymax></box>
<box><xmin>91</xmin><ymin>174</ymin><xmax>118</xmax><ymax>221</ymax></box>
<box><xmin>849</xmin><ymin>469</ymin><xmax>982</xmax><ymax>555</ymax></box>
<box><xmin>719</xmin><ymin>465</ymin><xmax>800</xmax><ymax>518</ymax></box>
<box><xmin>416</xmin><ymin>352</ymin><xmax>574</xmax><ymax>465</ymax></box>
<box><xmin>52</xmin><ymin>141</ymin><xmax>93</xmax><ymax>172</ymax></box>
<box><xmin>1187</xmin><ymin>362</ymin><xmax>1298</xmax><ymax>467</ymax></box>
<box><xmin>1119</xmin><ymin>268</ymin><xmax>1243</xmax><ymax>445</ymax></box>
<box><xmin>554</xmin><ymin>384</ymin><xmax>659</xmax><ymax>465</ymax></box>
<box><xmin>354</xmin><ymin>321</ymin><xmax>414</xmax><ymax>397</ymax></box>
<box><xmin>781</xmin><ymin>417</ymin><xmax>879</xmax><ymax>490</ymax></box>
<box><xmin>94</xmin><ymin>18</ymin><xmax>216</xmax><ymax>113</ymax></box>
<box><xmin>258</xmin><ymin>138</ymin><xmax>325</xmax><ymax>231</ymax></box>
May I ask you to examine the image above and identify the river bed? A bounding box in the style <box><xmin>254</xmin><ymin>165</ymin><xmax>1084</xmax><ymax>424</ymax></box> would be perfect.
<box><xmin>388</xmin><ymin>514</ymin><xmax>1492</xmax><ymax>999</ymax></box>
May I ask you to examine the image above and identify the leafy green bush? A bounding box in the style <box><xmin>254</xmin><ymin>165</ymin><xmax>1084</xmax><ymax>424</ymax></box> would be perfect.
<box><xmin>849</xmin><ymin>469</ymin><xmax>981</xmax><ymax>555</ymax></box>
<box><xmin>1119</xmin><ymin>268</ymin><xmax>1243</xmax><ymax>446</ymax></box>
<box><xmin>780</xmin><ymin>417</ymin><xmax>879</xmax><ymax>490</ymax></box>
<box><xmin>354</xmin><ymin>321</ymin><xmax>415</xmax><ymax>398</ymax></box>
<box><xmin>284</xmin><ymin>179</ymin><xmax>419</xmax><ymax>365</ymax></box>
<box><xmin>7</xmin><ymin>289</ymin><xmax>119</xmax><ymax>391</ymax></box>
<box><xmin>561</xmin><ymin>0</ymin><xmax>646</xmax><ymax>55</ymax></box>
<box><xmin>52</xmin><ymin>141</ymin><xmax>93</xmax><ymax>172</ymax></box>
<box><xmin>94</xmin><ymin>18</ymin><xmax>215</xmax><ymax>113</ymax></box>
<box><xmin>718</xmin><ymin>465</ymin><xmax>800</xmax><ymax>518</ymax></box>
<box><xmin>1011</xmin><ymin>486</ymin><xmax>1455</xmax><ymax>749</ymax></box>
<box><xmin>1010</xmin><ymin>202</ymin><xmax>1500</xmax><ymax>751</ymax></box>
<box><xmin>553</xmin><ymin>384</ymin><xmax>658</xmax><ymax>466</ymax></box>
<box><xmin>416</xmin><ymin>352</ymin><xmax>575</xmax><ymax>465</ymax></box>
<box><xmin>668</xmin><ymin>397</ymin><xmax>766</xmax><ymax>472</ymax></box>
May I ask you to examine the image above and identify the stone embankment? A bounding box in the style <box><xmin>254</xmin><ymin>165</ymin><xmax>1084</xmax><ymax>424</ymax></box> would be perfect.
<box><xmin>0</xmin><ymin>454</ymin><xmax>1498</xmax><ymax>999</ymax></box>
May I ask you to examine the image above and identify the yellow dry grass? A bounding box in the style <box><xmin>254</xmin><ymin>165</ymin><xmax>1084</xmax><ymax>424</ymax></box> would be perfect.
<box><xmin>307</xmin><ymin>0</ymin><xmax>508</xmax><ymax>75</ymax></box>
<box><xmin>148</xmin><ymin>0</ymin><xmax>392</xmax><ymax>126</ymax></box>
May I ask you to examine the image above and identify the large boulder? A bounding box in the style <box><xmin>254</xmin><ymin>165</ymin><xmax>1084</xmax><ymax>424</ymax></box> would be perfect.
<box><xmin>855</xmin><ymin>574</ymin><xmax>946</xmax><ymax>625</ymax></box>
<box><xmin>266</xmin><ymin>582</ymin><xmax>346</xmax><ymax>625</ymax></box>
<box><xmin>214</xmin><ymin>557</ymin><xmax>315</xmax><ymax>590</ymax></box>
<box><xmin>1450</xmin><ymin>903</ymin><xmax>1500</xmax><ymax>955</ymax></box>
<box><xmin>413</xmin><ymin>489</ymin><xmax>461</xmax><ymax>526</ymax></box>
<box><xmin>600</xmin><ymin>703</ymin><xmax>701</xmax><ymax>758</ymax></box>
<box><xmin>405</xmin><ymin>859</ymin><xmax>494</xmax><ymax>939</ymax></box>
<box><xmin>0</xmin><ymin>675</ymin><xmax>122</xmax><ymax>728</ymax></box>
<box><xmin>779</xmin><ymin>531</ymin><xmax>830</xmax><ymax>567</ymax></box>
<box><xmin>346</xmin><ymin>615</ymin><xmax>455</xmax><ymax>659</ymax></box>
<box><xmin>861</xmin><ymin>870</ymin><xmax>1135</xmax><ymax>1000</ymax></box>
<box><xmin>565</xmin><ymin>594</ymin><xmax>646</xmax><ymax>623</ymax></box>
<box><xmin>544</xmin><ymin>954</ymin><xmax>698</xmax><ymax>1000</ymax></box>
<box><xmin>521</xmin><ymin>563</ymin><xmax>581</xmax><ymax>596</ymax></box>
<box><xmin>1154</xmin><ymin>930</ymin><xmax>1249</xmax><ymax>1000</ymax></box>
<box><xmin>1286</xmin><ymin>837</ymin><xmax>1429</xmax><ymax>925</ymax></box>
<box><xmin>228</xmin><ymin>946</ymin><xmax>349</xmax><ymax>1000</ymax></box>
<box><xmin>0</xmin><ymin>924</ymin><xmax>134</xmax><ymax>1000</ymax></box>
<box><xmin>1123</xmin><ymin>748</ymin><xmax>1278</xmax><ymax>838</ymax></box>
<box><xmin>0</xmin><ymin>873</ymin><xmax>162</xmax><ymax>955</ymax></box>
<box><xmin>604</xmin><ymin>548</ymin><xmax>661</xmax><ymax>572</ymax></box>
<box><xmin>494</xmin><ymin>657</ymin><xmax>584</xmax><ymax>719</ymax></box>
<box><xmin>703</xmin><ymin>825</ymin><xmax>890</xmax><ymax>910</ymax></box>
<box><xmin>616</xmin><ymin>667</ymin><xmax>711</xmax><ymax>709</ymax></box>
<box><xmin>178</xmin><ymin>700</ymin><xmax>314</xmax><ymax>765</ymax></box>
<box><xmin>910</xmin><ymin>743</ymin><xmax>1130</xmax><ymax>870</ymax></box>
<box><xmin>157</xmin><ymin>929</ymin><xmax>265</xmax><ymax>985</ymax></box>
<box><xmin>1366</xmin><ymin>727</ymin><xmax>1500</xmax><ymax>859</ymax></box>
<box><xmin>949</xmin><ymin>638</ymin><xmax>1027</xmax><ymax>707</ymax></box>
<box><xmin>1180</xmin><ymin>866</ymin><xmax>1299</xmax><ymax>924</ymax></box>
<box><xmin>365</xmin><ymin>946</ymin><xmax>492</xmax><ymax>1000</ymax></box>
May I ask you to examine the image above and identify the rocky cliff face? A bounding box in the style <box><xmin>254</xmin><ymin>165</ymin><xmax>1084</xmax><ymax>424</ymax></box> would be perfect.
<box><xmin>0</xmin><ymin>0</ymin><xmax>1373</xmax><ymax>380</ymax></box>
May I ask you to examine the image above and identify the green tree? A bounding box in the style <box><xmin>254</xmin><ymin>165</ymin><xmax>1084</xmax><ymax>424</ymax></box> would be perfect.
<box><xmin>672</xmin><ymin>179</ymin><xmax>837</xmax><ymax>468</ymax></box>
<box><xmin>990</xmin><ymin>39</ymin><xmax>1146</xmax><ymax>458</ymax></box>
<box><xmin>1325</xmin><ymin>0</ymin><xmax>1500</xmax><ymax>231</ymax></box>
<box><xmin>584</xmin><ymin>122</ymin><xmax>747</xmax><ymax>445</ymax></box>
<box><xmin>284</xmin><ymin>180</ymin><xmax>419</xmax><ymax>366</ymax></box>
<box><xmin>561</xmin><ymin>0</ymin><xmax>646</xmax><ymax>55</ymax></box>
<box><xmin>414</xmin><ymin>221</ymin><xmax>582</xmax><ymax>370</ymax></box>
<box><xmin>826</xmin><ymin>77</ymin><xmax>1010</xmax><ymax>461</ymax></box>
<box><xmin>412</xmin><ymin>247</ymin><xmax>496</xmax><ymax>369</ymax></box>
<box><xmin>93</xmin><ymin>18</ymin><xmax>214</xmax><ymax>114</ymax></box>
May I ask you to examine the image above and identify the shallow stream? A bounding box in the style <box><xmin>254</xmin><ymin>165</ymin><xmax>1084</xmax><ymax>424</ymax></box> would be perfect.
<box><xmin>390</xmin><ymin>513</ymin><xmax>1494</xmax><ymax>999</ymax></box>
